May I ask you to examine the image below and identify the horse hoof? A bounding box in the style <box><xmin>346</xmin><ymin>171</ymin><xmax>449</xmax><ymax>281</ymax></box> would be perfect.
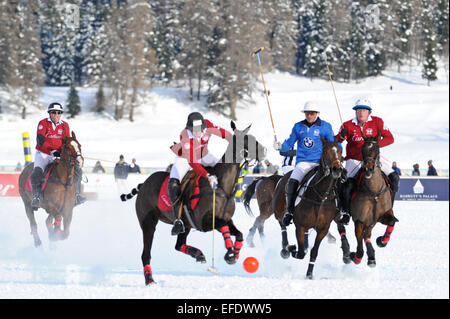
<box><xmin>280</xmin><ymin>249</ymin><xmax>290</xmax><ymax>259</ymax></box>
<box><xmin>196</xmin><ymin>254</ymin><xmax>206</xmax><ymax>263</ymax></box>
<box><xmin>224</xmin><ymin>250</ymin><xmax>236</xmax><ymax>265</ymax></box>
<box><xmin>247</xmin><ymin>240</ymin><xmax>255</xmax><ymax>248</ymax></box>
<box><xmin>306</xmin><ymin>273</ymin><xmax>313</xmax><ymax>280</ymax></box>
<box><xmin>343</xmin><ymin>256</ymin><xmax>351</xmax><ymax>264</ymax></box>
<box><xmin>367</xmin><ymin>259</ymin><xmax>376</xmax><ymax>268</ymax></box>
<box><xmin>376</xmin><ymin>236</ymin><xmax>387</xmax><ymax>248</ymax></box>
<box><xmin>145</xmin><ymin>277</ymin><xmax>157</xmax><ymax>286</ymax></box>
<box><xmin>350</xmin><ymin>252</ymin><xmax>362</xmax><ymax>265</ymax></box>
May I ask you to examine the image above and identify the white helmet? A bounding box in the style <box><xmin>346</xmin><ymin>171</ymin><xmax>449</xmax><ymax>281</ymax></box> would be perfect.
<box><xmin>47</xmin><ymin>102</ymin><xmax>64</xmax><ymax>113</ymax></box>
<box><xmin>353</xmin><ymin>97</ymin><xmax>372</xmax><ymax>111</ymax></box>
<box><xmin>301</xmin><ymin>101</ymin><xmax>320</xmax><ymax>113</ymax></box>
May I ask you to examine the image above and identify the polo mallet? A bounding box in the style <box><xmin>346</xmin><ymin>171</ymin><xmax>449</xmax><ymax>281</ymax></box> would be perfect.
<box><xmin>251</xmin><ymin>46</ymin><xmax>278</xmax><ymax>143</ymax></box>
<box><xmin>207</xmin><ymin>188</ymin><xmax>219</xmax><ymax>274</ymax></box>
<box><xmin>322</xmin><ymin>51</ymin><xmax>343</xmax><ymax>126</ymax></box>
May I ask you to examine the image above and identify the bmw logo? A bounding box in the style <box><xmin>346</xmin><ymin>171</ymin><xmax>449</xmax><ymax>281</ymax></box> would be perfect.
<box><xmin>303</xmin><ymin>137</ymin><xmax>314</xmax><ymax>148</ymax></box>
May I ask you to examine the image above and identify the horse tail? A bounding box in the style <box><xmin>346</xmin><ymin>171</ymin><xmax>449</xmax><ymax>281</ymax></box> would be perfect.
<box><xmin>120</xmin><ymin>183</ymin><xmax>143</xmax><ymax>202</ymax></box>
<box><xmin>242</xmin><ymin>177</ymin><xmax>262</xmax><ymax>217</ymax></box>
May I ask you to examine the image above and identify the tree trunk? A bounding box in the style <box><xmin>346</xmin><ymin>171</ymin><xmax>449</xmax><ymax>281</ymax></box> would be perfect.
<box><xmin>129</xmin><ymin>86</ymin><xmax>137</xmax><ymax>122</ymax></box>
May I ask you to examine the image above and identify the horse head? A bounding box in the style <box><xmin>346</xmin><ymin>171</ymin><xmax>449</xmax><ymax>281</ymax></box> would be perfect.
<box><xmin>221</xmin><ymin>121</ymin><xmax>267</xmax><ymax>164</ymax></box>
<box><xmin>361</xmin><ymin>130</ymin><xmax>381</xmax><ymax>179</ymax></box>
<box><xmin>61</xmin><ymin>131</ymin><xmax>84</xmax><ymax>167</ymax></box>
<box><xmin>320</xmin><ymin>136</ymin><xmax>343</xmax><ymax>179</ymax></box>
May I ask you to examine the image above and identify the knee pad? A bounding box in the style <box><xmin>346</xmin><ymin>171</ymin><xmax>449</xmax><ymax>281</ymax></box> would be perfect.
<box><xmin>388</xmin><ymin>172</ymin><xmax>399</xmax><ymax>192</ymax></box>
<box><xmin>167</xmin><ymin>178</ymin><xmax>181</xmax><ymax>203</ymax></box>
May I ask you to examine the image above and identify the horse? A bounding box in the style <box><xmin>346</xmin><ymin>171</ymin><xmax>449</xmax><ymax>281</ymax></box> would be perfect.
<box><xmin>273</xmin><ymin>137</ymin><xmax>350</xmax><ymax>279</ymax></box>
<box><xmin>18</xmin><ymin>132</ymin><xmax>83</xmax><ymax>247</ymax></box>
<box><xmin>242</xmin><ymin>173</ymin><xmax>282</xmax><ymax>247</ymax></box>
<box><xmin>243</xmin><ymin>173</ymin><xmax>337</xmax><ymax>248</ymax></box>
<box><xmin>120</xmin><ymin>121</ymin><xmax>266</xmax><ymax>285</ymax></box>
<box><xmin>348</xmin><ymin>130</ymin><xmax>399</xmax><ymax>267</ymax></box>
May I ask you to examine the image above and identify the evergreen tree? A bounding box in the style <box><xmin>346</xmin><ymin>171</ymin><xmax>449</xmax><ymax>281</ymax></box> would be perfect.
<box><xmin>421</xmin><ymin>0</ymin><xmax>438</xmax><ymax>86</ymax></box>
<box><xmin>435</xmin><ymin>0</ymin><xmax>449</xmax><ymax>57</ymax></box>
<box><xmin>66</xmin><ymin>83</ymin><xmax>81</xmax><ymax>118</ymax></box>
<box><xmin>94</xmin><ymin>84</ymin><xmax>106</xmax><ymax>113</ymax></box>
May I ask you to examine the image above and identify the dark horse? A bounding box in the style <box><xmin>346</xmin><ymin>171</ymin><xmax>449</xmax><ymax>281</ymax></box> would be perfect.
<box><xmin>349</xmin><ymin>130</ymin><xmax>399</xmax><ymax>267</ymax></box>
<box><xmin>121</xmin><ymin>121</ymin><xmax>266</xmax><ymax>285</ymax></box>
<box><xmin>273</xmin><ymin>137</ymin><xmax>350</xmax><ymax>279</ymax></box>
<box><xmin>18</xmin><ymin>132</ymin><xmax>83</xmax><ymax>247</ymax></box>
<box><xmin>243</xmin><ymin>173</ymin><xmax>337</xmax><ymax>248</ymax></box>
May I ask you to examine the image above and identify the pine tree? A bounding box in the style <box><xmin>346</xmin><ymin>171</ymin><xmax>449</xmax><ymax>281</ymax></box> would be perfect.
<box><xmin>66</xmin><ymin>83</ymin><xmax>81</xmax><ymax>118</ymax></box>
<box><xmin>421</xmin><ymin>0</ymin><xmax>438</xmax><ymax>86</ymax></box>
<box><xmin>392</xmin><ymin>0</ymin><xmax>413</xmax><ymax>71</ymax></box>
<box><xmin>94</xmin><ymin>84</ymin><xmax>106</xmax><ymax>113</ymax></box>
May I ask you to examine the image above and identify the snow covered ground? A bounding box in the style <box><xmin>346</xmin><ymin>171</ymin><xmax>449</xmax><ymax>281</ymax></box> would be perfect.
<box><xmin>0</xmin><ymin>65</ymin><xmax>448</xmax><ymax>299</ymax></box>
<box><xmin>0</xmin><ymin>195</ymin><xmax>448</xmax><ymax>299</ymax></box>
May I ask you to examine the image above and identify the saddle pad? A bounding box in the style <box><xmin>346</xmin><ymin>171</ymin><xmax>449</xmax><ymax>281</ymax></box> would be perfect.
<box><xmin>294</xmin><ymin>172</ymin><xmax>316</xmax><ymax>206</ymax></box>
<box><xmin>25</xmin><ymin>166</ymin><xmax>53</xmax><ymax>192</ymax></box>
<box><xmin>158</xmin><ymin>176</ymin><xmax>202</xmax><ymax>211</ymax></box>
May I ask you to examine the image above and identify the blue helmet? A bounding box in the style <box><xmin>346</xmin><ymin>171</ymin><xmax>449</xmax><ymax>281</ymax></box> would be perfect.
<box><xmin>352</xmin><ymin>98</ymin><xmax>372</xmax><ymax>111</ymax></box>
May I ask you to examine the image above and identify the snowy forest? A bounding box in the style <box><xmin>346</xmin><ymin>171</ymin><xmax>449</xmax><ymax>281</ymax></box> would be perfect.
<box><xmin>0</xmin><ymin>0</ymin><xmax>448</xmax><ymax>120</ymax></box>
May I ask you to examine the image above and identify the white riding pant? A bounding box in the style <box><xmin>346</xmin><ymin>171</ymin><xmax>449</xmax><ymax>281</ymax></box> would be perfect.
<box><xmin>345</xmin><ymin>157</ymin><xmax>394</xmax><ymax>178</ymax></box>
<box><xmin>170</xmin><ymin>152</ymin><xmax>219</xmax><ymax>181</ymax></box>
<box><xmin>282</xmin><ymin>165</ymin><xmax>294</xmax><ymax>175</ymax></box>
<box><xmin>34</xmin><ymin>150</ymin><xmax>54</xmax><ymax>171</ymax></box>
<box><xmin>290</xmin><ymin>161</ymin><xmax>319</xmax><ymax>183</ymax></box>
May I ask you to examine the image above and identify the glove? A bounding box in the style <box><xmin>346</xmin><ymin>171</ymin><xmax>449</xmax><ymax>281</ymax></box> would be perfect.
<box><xmin>51</xmin><ymin>150</ymin><xmax>61</xmax><ymax>158</ymax></box>
<box><xmin>273</xmin><ymin>140</ymin><xmax>282</xmax><ymax>151</ymax></box>
<box><xmin>339</xmin><ymin>128</ymin><xmax>348</xmax><ymax>140</ymax></box>
<box><xmin>207</xmin><ymin>174</ymin><xmax>218</xmax><ymax>190</ymax></box>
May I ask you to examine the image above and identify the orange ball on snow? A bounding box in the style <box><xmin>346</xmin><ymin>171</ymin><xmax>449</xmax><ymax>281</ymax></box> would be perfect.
<box><xmin>243</xmin><ymin>257</ymin><xmax>259</xmax><ymax>273</ymax></box>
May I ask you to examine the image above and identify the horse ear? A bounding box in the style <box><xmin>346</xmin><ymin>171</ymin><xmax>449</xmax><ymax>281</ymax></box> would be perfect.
<box><xmin>71</xmin><ymin>131</ymin><xmax>76</xmax><ymax>140</ymax></box>
<box><xmin>243</xmin><ymin>124</ymin><xmax>252</xmax><ymax>135</ymax></box>
<box><xmin>333</xmin><ymin>135</ymin><xmax>339</xmax><ymax>143</ymax></box>
<box><xmin>321</xmin><ymin>137</ymin><xmax>326</xmax><ymax>145</ymax></box>
<box><xmin>360</xmin><ymin>128</ymin><xmax>368</xmax><ymax>140</ymax></box>
<box><xmin>230</xmin><ymin>121</ymin><xmax>236</xmax><ymax>131</ymax></box>
<box><xmin>376</xmin><ymin>130</ymin><xmax>382</xmax><ymax>141</ymax></box>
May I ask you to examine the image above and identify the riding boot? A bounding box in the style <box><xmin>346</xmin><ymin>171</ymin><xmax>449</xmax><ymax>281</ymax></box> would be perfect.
<box><xmin>74</xmin><ymin>165</ymin><xmax>86</xmax><ymax>206</ymax></box>
<box><xmin>387</xmin><ymin>172</ymin><xmax>400</xmax><ymax>207</ymax></box>
<box><xmin>30</xmin><ymin>167</ymin><xmax>44</xmax><ymax>210</ymax></box>
<box><xmin>282</xmin><ymin>179</ymin><xmax>299</xmax><ymax>226</ymax></box>
<box><xmin>168</xmin><ymin>178</ymin><xmax>184</xmax><ymax>235</ymax></box>
<box><xmin>337</xmin><ymin>177</ymin><xmax>357</xmax><ymax>225</ymax></box>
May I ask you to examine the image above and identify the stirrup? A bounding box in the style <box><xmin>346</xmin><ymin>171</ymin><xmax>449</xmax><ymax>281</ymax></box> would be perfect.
<box><xmin>282</xmin><ymin>212</ymin><xmax>293</xmax><ymax>226</ymax></box>
<box><xmin>75</xmin><ymin>194</ymin><xmax>86</xmax><ymax>206</ymax></box>
<box><xmin>171</xmin><ymin>219</ymin><xmax>185</xmax><ymax>236</ymax></box>
<box><xmin>31</xmin><ymin>197</ymin><xmax>40</xmax><ymax>209</ymax></box>
<box><xmin>337</xmin><ymin>211</ymin><xmax>350</xmax><ymax>225</ymax></box>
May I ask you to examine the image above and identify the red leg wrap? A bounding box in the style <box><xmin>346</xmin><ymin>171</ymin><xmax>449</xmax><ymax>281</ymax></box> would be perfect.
<box><xmin>143</xmin><ymin>264</ymin><xmax>152</xmax><ymax>275</ymax></box>
<box><xmin>234</xmin><ymin>240</ymin><xmax>243</xmax><ymax>259</ymax></box>
<box><xmin>383</xmin><ymin>225</ymin><xmax>394</xmax><ymax>243</ymax></box>
<box><xmin>219</xmin><ymin>226</ymin><xmax>233</xmax><ymax>249</ymax></box>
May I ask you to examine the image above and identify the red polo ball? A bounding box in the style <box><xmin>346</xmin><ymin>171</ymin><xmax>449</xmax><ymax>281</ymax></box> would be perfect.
<box><xmin>243</xmin><ymin>257</ymin><xmax>259</xmax><ymax>273</ymax></box>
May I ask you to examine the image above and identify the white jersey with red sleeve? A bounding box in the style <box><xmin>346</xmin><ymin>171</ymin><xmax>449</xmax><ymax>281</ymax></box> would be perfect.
<box><xmin>170</xmin><ymin>119</ymin><xmax>232</xmax><ymax>177</ymax></box>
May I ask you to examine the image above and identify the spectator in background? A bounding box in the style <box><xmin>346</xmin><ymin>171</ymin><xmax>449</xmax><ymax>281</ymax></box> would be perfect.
<box><xmin>92</xmin><ymin>160</ymin><xmax>105</xmax><ymax>173</ymax></box>
<box><xmin>15</xmin><ymin>161</ymin><xmax>22</xmax><ymax>172</ymax></box>
<box><xmin>392</xmin><ymin>161</ymin><xmax>401</xmax><ymax>176</ymax></box>
<box><xmin>412</xmin><ymin>163</ymin><xmax>420</xmax><ymax>176</ymax></box>
<box><xmin>264</xmin><ymin>159</ymin><xmax>279</xmax><ymax>175</ymax></box>
<box><xmin>252</xmin><ymin>161</ymin><xmax>263</xmax><ymax>174</ymax></box>
<box><xmin>129</xmin><ymin>158</ymin><xmax>141</xmax><ymax>174</ymax></box>
<box><xmin>114</xmin><ymin>154</ymin><xmax>129</xmax><ymax>194</ymax></box>
<box><xmin>427</xmin><ymin>160</ymin><xmax>438</xmax><ymax>176</ymax></box>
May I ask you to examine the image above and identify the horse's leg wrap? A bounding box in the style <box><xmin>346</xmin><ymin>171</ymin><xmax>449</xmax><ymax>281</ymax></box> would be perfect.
<box><xmin>234</xmin><ymin>240</ymin><xmax>243</xmax><ymax>260</ymax></box>
<box><xmin>179</xmin><ymin>244</ymin><xmax>205</xmax><ymax>262</ymax></box>
<box><xmin>219</xmin><ymin>225</ymin><xmax>234</xmax><ymax>249</ymax></box>
<box><xmin>143</xmin><ymin>264</ymin><xmax>155</xmax><ymax>285</ymax></box>
<box><xmin>377</xmin><ymin>225</ymin><xmax>395</xmax><ymax>247</ymax></box>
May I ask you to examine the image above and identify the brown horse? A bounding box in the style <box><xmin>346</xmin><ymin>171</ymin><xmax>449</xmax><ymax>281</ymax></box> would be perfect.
<box><xmin>273</xmin><ymin>137</ymin><xmax>351</xmax><ymax>279</ymax></box>
<box><xmin>242</xmin><ymin>173</ymin><xmax>282</xmax><ymax>246</ymax></box>
<box><xmin>120</xmin><ymin>121</ymin><xmax>266</xmax><ymax>285</ymax></box>
<box><xmin>349</xmin><ymin>130</ymin><xmax>399</xmax><ymax>267</ymax></box>
<box><xmin>243</xmin><ymin>173</ymin><xmax>337</xmax><ymax>248</ymax></box>
<box><xmin>18</xmin><ymin>132</ymin><xmax>83</xmax><ymax>247</ymax></box>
